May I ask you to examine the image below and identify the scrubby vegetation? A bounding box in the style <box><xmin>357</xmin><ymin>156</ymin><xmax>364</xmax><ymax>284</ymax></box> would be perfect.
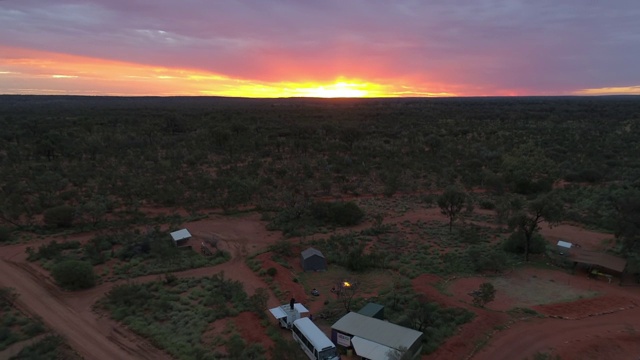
<box><xmin>0</xmin><ymin>287</ymin><xmax>46</xmax><ymax>351</ymax></box>
<box><xmin>3</xmin><ymin>96</ymin><xmax>640</xmax><ymax>358</ymax></box>
<box><xmin>100</xmin><ymin>273</ymin><xmax>270</xmax><ymax>360</ymax></box>
<box><xmin>26</xmin><ymin>229</ymin><xmax>229</xmax><ymax>284</ymax></box>
<box><xmin>51</xmin><ymin>260</ymin><xmax>96</xmax><ymax>290</ymax></box>
<box><xmin>2</xmin><ymin>96</ymin><xmax>639</xmax><ymax>233</ymax></box>
<box><xmin>9</xmin><ymin>335</ymin><xmax>82</xmax><ymax>360</ymax></box>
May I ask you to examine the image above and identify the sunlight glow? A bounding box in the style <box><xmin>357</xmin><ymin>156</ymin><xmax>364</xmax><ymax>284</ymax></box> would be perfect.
<box><xmin>574</xmin><ymin>85</ymin><xmax>640</xmax><ymax>95</ymax></box>
<box><xmin>0</xmin><ymin>46</ymin><xmax>458</xmax><ymax>97</ymax></box>
<box><xmin>293</xmin><ymin>81</ymin><xmax>369</xmax><ymax>98</ymax></box>
<box><xmin>52</xmin><ymin>74</ymin><xmax>78</xmax><ymax>79</ymax></box>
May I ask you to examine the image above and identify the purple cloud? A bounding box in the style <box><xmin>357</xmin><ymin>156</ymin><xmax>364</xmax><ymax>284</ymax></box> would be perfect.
<box><xmin>1</xmin><ymin>0</ymin><xmax>639</xmax><ymax>95</ymax></box>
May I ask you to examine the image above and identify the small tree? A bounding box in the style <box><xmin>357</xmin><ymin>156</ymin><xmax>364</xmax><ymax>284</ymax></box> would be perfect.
<box><xmin>508</xmin><ymin>194</ymin><xmax>563</xmax><ymax>261</ymax></box>
<box><xmin>248</xmin><ymin>288</ymin><xmax>270</xmax><ymax>319</ymax></box>
<box><xmin>472</xmin><ymin>282</ymin><xmax>496</xmax><ymax>307</ymax></box>
<box><xmin>438</xmin><ymin>187</ymin><xmax>467</xmax><ymax>232</ymax></box>
<box><xmin>409</xmin><ymin>296</ymin><xmax>438</xmax><ymax>331</ymax></box>
<box><xmin>51</xmin><ymin>260</ymin><xmax>96</xmax><ymax>290</ymax></box>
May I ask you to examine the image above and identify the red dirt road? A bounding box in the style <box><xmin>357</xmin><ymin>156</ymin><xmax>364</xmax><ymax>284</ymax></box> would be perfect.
<box><xmin>0</xmin><ymin>259</ymin><xmax>172</xmax><ymax>360</ymax></box>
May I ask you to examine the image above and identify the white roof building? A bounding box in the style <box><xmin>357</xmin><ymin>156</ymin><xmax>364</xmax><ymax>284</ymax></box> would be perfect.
<box><xmin>557</xmin><ymin>240</ymin><xmax>573</xmax><ymax>249</ymax></box>
<box><xmin>170</xmin><ymin>229</ymin><xmax>192</xmax><ymax>244</ymax></box>
<box><xmin>332</xmin><ymin>312</ymin><xmax>423</xmax><ymax>359</ymax></box>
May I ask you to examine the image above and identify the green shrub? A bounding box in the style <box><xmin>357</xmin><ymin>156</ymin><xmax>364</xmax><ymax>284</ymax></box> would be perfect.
<box><xmin>266</xmin><ymin>267</ymin><xmax>277</xmax><ymax>276</ymax></box>
<box><xmin>43</xmin><ymin>205</ymin><xmax>75</xmax><ymax>228</ymax></box>
<box><xmin>22</xmin><ymin>321</ymin><xmax>46</xmax><ymax>337</ymax></box>
<box><xmin>472</xmin><ymin>282</ymin><xmax>496</xmax><ymax>307</ymax></box>
<box><xmin>12</xmin><ymin>335</ymin><xmax>66</xmax><ymax>359</ymax></box>
<box><xmin>0</xmin><ymin>227</ymin><xmax>13</xmax><ymax>243</ymax></box>
<box><xmin>310</xmin><ymin>201</ymin><xmax>365</xmax><ymax>226</ymax></box>
<box><xmin>27</xmin><ymin>240</ymin><xmax>81</xmax><ymax>261</ymax></box>
<box><xmin>51</xmin><ymin>260</ymin><xmax>96</xmax><ymax>290</ymax></box>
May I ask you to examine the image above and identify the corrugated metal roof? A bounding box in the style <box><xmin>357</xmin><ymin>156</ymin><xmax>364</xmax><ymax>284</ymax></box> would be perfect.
<box><xmin>332</xmin><ymin>312</ymin><xmax>422</xmax><ymax>351</ymax></box>
<box><xmin>358</xmin><ymin>303</ymin><xmax>384</xmax><ymax>318</ymax></box>
<box><xmin>557</xmin><ymin>240</ymin><xmax>573</xmax><ymax>249</ymax></box>
<box><xmin>170</xmin><ymin>229</ymin><xmax>191</xmax><ymax>241</ymax></box>
<box><xmin>301</xmin><ymin>247</ymin><xmax>325</xmax><ymax>259</ymax></box>
<box><xmin>569</xmin><ymin>249</ymin><xmax>627</xmax><ymax>273</ymax></box>
<box><xmin>351</xmin><ymin>336</ymin><xmax>394</xmax><ymax>360</ymax></box>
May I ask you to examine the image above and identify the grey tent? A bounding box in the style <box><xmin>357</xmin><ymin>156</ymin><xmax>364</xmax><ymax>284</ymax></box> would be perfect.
<box><xmin>301</xmin><ymin>247</ymin><xmax>327</xmax><ymax>271</ymax></box>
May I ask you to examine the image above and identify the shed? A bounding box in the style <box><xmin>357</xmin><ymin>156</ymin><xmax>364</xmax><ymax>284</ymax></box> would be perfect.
<box><xmin>556</xmin><ymin>240</ymin><xmax>573</xmax><ymax>255</ymax></box>
<box><xmin>301</xmin><ymin>247</ymin><xmax>327</xmax><ymax>271</ymax></box>
<box><xmin>358</xmin><ymin>303</ymin><xmax>384</xmax><ymax>320</ymax></box>
<box><xmin>331</xmin><ymin>312</ymin><xmax>423</xmax><ymax>360</ymax></box>
<box><xmin>170</xmin><ymin>229</ymin><xmax>192</xmax><ymax>246</ymax></box>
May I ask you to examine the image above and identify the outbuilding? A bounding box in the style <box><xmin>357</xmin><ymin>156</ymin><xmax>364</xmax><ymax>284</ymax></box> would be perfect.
<box><xmin>357</xmin><ymin>303</ymin><xmax>384</xmax><ymax>320</ymax></box>
<box><xmin>301</xmin><ymin>247</ymin><xmax>327</xmax><ymax>271</ymax></box>
<box><xmin>556</xmin><ymin>240</ymin><xmax>573</xmax><ymax>255</ymax></box>
<box><xmin>331</xmin><ymin>312</ymin><xmax>423</xmax><ymax>360</ymax></box>
<box><xmin>170</xmin><ymin>228</ymin><xmax>192</xmax><ymax>246</ymax></box>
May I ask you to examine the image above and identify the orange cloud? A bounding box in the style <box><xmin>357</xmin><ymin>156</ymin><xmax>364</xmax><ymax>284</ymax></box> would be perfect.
<box><xmin>574</xmin><ymin>85</ymin><xmax>640</xmax><ymax>96</ymax></box>
<box><xmin>0</xmin><ymin>46</ymin><xmax>461</xmax><ymax>97</ymax></box>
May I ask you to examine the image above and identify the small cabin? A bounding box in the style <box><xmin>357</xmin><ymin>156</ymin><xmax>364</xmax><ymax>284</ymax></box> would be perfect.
<box><xmin>301</xmin><ymin>247</ymin><xmax>327</xmax><ymax>271</ymax></box>
<box><xmin>557</xmin><ymin>240</ymin><xmax>573</xmax><ymax>255</ymax></box>
<box><xmin>170</xmin><ymin>229</ymin><xmax>192</xmax><ymax>246</ymax></box>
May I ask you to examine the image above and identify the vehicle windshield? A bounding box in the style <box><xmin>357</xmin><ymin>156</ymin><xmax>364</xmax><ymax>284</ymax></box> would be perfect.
<box><xmin>319</xmin><ymin>348</ymin><xmax>338</xmax><ymax>360</ymax></box>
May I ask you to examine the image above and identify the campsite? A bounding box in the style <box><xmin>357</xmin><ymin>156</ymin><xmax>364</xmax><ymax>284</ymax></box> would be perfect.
<box><xmin>1</xmin><ymin>96</ymin><xmax>640</xmax><ymax>359</ymax></box>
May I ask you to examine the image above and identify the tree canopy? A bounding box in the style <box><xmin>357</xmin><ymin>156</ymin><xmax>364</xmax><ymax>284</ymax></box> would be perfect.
<box><xmin>438</xmin><ymin>187</ymin><xmax>467</xmax><ymax>232</ymax></box>
<box><xmin>508</xmin><ymin>194</ymin><xmax>564</xmax><ymax>261</ymax></box>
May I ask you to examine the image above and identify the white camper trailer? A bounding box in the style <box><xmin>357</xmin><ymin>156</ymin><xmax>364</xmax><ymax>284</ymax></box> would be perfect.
<box><xmin>269</xmin><ymin>299</ymin><xmax>309</xmax><ymax>329</ymax></box>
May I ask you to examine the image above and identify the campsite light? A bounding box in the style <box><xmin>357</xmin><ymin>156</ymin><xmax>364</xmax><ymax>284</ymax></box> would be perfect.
<box><xmin>343</xmin><ymin>281</ymin><xmax>351</xmax><ymax>288</ymax></box>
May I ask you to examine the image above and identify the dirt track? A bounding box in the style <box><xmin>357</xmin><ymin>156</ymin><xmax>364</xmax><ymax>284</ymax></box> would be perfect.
<box><xmin>0</xmin><ymin>259</ymin><xmax>172</xmax><ymax>360</ymax></box>
<box><xmin>473</xmin><ymin>308</ymin><xmax>640</xmax><ymax>360</ymax></box>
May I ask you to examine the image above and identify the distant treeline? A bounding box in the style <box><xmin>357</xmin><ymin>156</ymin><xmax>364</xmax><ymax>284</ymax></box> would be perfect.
<box><xmin>1</xmin><ymin>95</ymin><xmax>639</xmax><ymax>230</ymax></box>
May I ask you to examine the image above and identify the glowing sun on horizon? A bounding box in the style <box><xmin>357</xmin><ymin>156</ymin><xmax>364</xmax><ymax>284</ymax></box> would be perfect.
<box><xmin>293</xmin><ymin>81</ymin><xmax>372</xmax><ymax>98</ymax></box>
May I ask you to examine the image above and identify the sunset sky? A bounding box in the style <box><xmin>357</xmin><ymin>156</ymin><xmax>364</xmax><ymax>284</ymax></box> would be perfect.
<box><xmin>1</xmin><ymin>1</ymin><xmax>639</xmax><ymax>97</ymax></box>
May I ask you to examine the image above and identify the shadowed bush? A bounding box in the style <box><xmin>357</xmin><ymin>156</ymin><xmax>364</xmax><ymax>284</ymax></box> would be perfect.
<box><xmin>51</xmin><ymin>260</ymin><xmax>96</xmax><ymax>290</ymax></box>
